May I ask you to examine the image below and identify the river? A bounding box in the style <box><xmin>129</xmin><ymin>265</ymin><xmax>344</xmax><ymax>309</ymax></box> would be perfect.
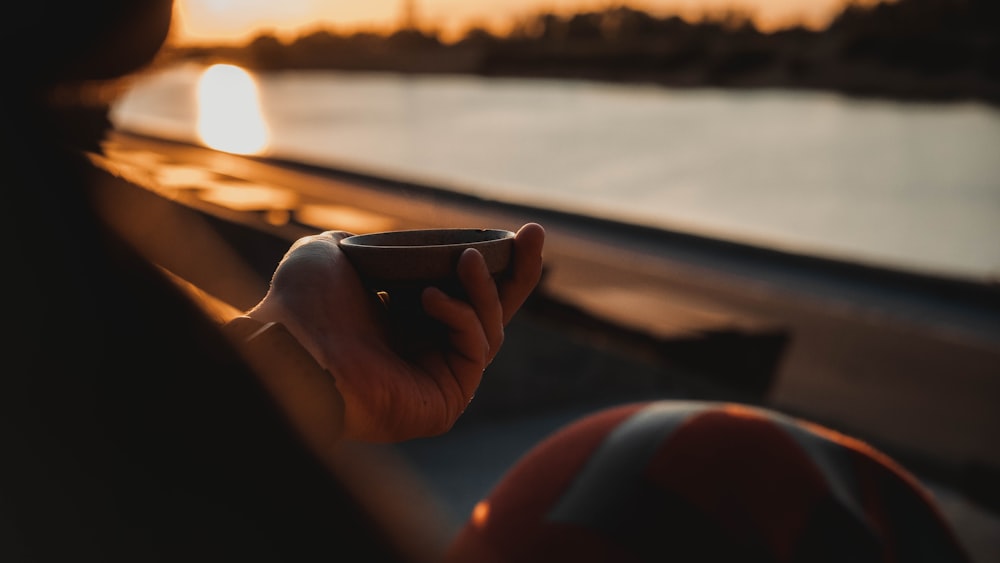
<box><xmin>110</xmin><ymin>62</ymin><xmax>1000</xmax><ymax>283</ymax></box>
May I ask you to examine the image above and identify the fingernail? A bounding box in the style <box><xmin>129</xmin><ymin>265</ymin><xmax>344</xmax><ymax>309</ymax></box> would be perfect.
<box><xmin>463</xmin><ymin>248</ymin><xmax>486</xmax><ymax>269</ymax></box>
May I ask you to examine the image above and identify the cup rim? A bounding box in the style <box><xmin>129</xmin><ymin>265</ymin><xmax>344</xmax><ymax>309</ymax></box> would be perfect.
<box><xmin>339</xmin><ymin>228</ymin><xmax>515</xmax><ymax>250</ymax></box>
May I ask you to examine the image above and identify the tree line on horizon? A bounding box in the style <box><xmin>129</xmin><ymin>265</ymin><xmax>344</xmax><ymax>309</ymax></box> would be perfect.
<box><xmin>169</xmin><ymin>0</ymin><xmax>999</xmax><ymax>105</ymax></box>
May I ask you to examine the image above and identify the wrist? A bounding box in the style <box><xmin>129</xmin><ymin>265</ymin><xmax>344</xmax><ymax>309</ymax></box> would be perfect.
<box><xmin>223</xmin><ymin>316</ymin><xmax>327</xmax><ymax>372</ymax></box>
<box><xmin>222</xmin><ymin>315</ymin><xmax>346</xmax><ymax>456</ymax></box>
<box><xmin>223</xmin><ymin>314</ymin><xmax>273</xmax><ymax>342</ymax></box>
<box><xmin>244</xmin><ymin>298</ymin><xmax>336</xmax><ymax>375</ymax></box>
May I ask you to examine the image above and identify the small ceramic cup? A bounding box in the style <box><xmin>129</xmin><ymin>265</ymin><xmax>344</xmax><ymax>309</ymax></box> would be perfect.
<box><xmin>339</xmin><ymin>228</ymin><xmax>516</xmax><ymax>351</ymax></box>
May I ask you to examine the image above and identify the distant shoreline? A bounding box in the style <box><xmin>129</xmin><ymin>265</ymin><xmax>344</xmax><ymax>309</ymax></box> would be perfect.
<box><xmin>165</xmin><ymin>45</ymin><xmax>1000</xmax><ymax>109</ymax></box>
<box><xmin>163</xmin><ymin>0</ymin><xmax>1000</xmax><ymax>107</ymax></box>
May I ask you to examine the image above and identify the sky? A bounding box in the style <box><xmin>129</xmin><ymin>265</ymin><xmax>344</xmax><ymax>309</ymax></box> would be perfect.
<box><xmin>170</xmin><ymin>0</ymin><xmax>884</xmax><ymax>45</ymax></box>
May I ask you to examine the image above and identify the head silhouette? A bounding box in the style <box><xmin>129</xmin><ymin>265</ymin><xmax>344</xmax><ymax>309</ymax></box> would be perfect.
<box><xmin>6</xmin><ymin>1</ymin><xmax>174</xmax><ymax>90</ymax></box>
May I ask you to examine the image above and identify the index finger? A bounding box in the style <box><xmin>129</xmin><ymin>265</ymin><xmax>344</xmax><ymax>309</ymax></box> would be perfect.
<box><xmin>498</xmin><ymin>223</ymin><xmax>545</xmax><ymax>325</ymax></box>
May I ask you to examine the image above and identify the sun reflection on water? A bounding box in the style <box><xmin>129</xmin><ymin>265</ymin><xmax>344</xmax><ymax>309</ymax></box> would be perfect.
<box><xmin>196</xmin><ymin>64</ymin><xmax>269</xmax><ymax>155</ymax></box>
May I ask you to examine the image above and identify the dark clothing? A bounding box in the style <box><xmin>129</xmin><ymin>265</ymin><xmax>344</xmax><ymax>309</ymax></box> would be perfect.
<box><xmin>1</xmin><ymin>98</ymin><xmax>406</xmax><ymax>562</ymax></box>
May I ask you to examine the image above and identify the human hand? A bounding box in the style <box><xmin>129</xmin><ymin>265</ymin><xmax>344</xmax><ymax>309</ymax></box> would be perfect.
<box><xmin>247</xmin><ymin>223</ymin><xmax>545</xmax><ymax>443</ymax></box>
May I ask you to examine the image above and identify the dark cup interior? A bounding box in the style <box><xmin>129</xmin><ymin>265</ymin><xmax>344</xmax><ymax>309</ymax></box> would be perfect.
<box><xmin>339</xmin><ymin>228</ymin><xmax>515</xmax><ymax>286</ymax></box>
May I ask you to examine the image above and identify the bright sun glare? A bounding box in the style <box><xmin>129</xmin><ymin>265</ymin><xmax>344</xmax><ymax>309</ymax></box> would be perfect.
<box><xmin>196</xmin><ymin>64</ymin><xmax>270</xmax><ymax>155</ymax></box>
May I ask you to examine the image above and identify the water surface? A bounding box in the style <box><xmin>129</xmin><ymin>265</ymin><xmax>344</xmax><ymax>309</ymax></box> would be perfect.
<box><xmin>112</xmin><ymin>63</ymin><xmax>1000</xmax><ymax>282</ymax></box>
